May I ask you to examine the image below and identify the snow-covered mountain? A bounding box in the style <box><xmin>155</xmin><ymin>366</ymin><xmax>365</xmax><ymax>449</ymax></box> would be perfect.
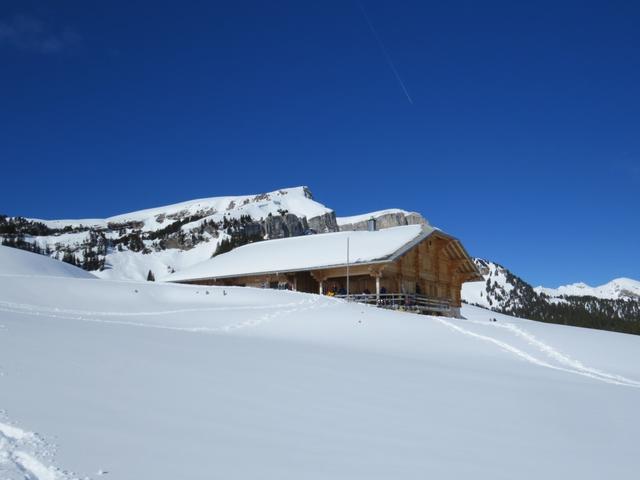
<box><xmin>1</xmin><ymin>245</ymin><xmax>640</xmax><ymax>479</ymax></box>
<box><xmin>1</xmin><ymin>186</ymin><xmax>338</xmax><ymax>282</ymax></box>
<box><xmin>463</xmin><ymin>258</ymin><xmax>640</xmax><ymax>334</ymax></box>
<box><xmin>462</xmin><ymin>258</ymin><xmax>540</xmax><ymax>312</ymax></box>
<box><xmin>29</xmin><ymin>186</ymin><xmax>334</xmax><ymax>231</ymax></box>
<box><xmin>536</xmin><ymin>278</ymin><xmax>640</xmax><ymax>300</ymax></box>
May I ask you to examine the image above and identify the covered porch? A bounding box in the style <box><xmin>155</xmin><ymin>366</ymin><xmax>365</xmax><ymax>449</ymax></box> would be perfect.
<box><xmin>307</xmin><ymin>263</ymin><xmax>453</xmax><ymax>315</ymax></box>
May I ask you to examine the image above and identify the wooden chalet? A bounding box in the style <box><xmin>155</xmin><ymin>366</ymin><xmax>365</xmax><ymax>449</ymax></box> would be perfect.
<box><xmin>168</xmin><ymin>223</ymin><xmax>482</xmax><ymax>316</ymax></box>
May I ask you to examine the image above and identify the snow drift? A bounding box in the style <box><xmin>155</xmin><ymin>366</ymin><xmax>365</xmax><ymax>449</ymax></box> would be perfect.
<box><xmin>0</xmin><ymin>245</ymin><xmax>95</xmax><ymax>279</ymax></box>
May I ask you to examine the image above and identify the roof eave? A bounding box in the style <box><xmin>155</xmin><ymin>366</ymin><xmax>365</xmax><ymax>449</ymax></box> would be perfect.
<box><xmin>167</xmin><ymin>258</ymin><xmax>392</xmax><ymax>283</ymax></box>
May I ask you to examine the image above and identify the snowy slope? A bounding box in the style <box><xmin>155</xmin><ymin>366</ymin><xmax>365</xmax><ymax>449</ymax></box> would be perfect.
<box><xmin>462</xmin><ymin>259</ymin><xmax>511</xmax><ymax>309</ymax></box>
<box><xmin>461</xmin><ymin>258</ymin><xmax>530</xmax><ymax>311</ymax></box>
<box><xmin>0</xmin><ymin>245</ymin><xmax>95</xmax><ymax>279</ymax></box>
<box><xmin>536</xmin><ymin>278</ymin><xmax>640</xmax><ymax>300</ymax></box>
<box><xmin>1</xmin><ymin>257</ymin><xmax>640</xmax><ymax>479</ymax></box>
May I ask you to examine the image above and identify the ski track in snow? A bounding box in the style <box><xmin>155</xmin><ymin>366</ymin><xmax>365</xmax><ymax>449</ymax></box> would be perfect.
<box><xmin>436</xmin><ymin>317</ymin><xmax>640</xmax><ymax>388</ymax></box>
<box><xmin>0</xmin><ymin>324</ymin><xmax>5</xmax><ymax>377</ymax></box>
<box><xmin>0</xmin><ymin>420</ymin><xmax>81</xmax><ymax>480</ymax></box>
<box><xmin>466</xmin><ymin>318</ymin><xmax>640</xmax><ymax>388</ymax></box>
<box><xmin>0</xmin><ymin>298</ymin><xmax>311</xmax><ymax>317</ymax></box>
<box><xmin>0</xmin><ymin>296</ymin><xmax>325</xmax><ymax>334</ymax></box>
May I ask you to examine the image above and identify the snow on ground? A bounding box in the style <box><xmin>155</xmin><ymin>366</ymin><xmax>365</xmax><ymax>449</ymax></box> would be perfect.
<box><xmin>461</xmin><ymin>276</ymin><xmax>489</xmax><ymax>306</ymax></box>
<box><xmin>1</xmin><ymin>247</ymin><xmax>639</xmax><ymax>479</ymax></box>
<box><xmin>536</xmin><ymin>278</ymin><xmax>640</xmax><ymax>300</ymax></box>
<box><xmin>168</xmin><ymin>225</ymin><xmax>427</xmax><ymax>281</ymax></box>
<box><xmin>94</xmin><ymin>240</ymin><xmax>217</xmax><ymax>282</ymax></box>
<box><xmin>0</xmin><ymin>245</ymin><xmax>95</xmax><ymax>279</ymax></box>
<box><xmin>26</xmin><ymin>231</ymin><xmax>94</xmax><ymax>254</ymax></box>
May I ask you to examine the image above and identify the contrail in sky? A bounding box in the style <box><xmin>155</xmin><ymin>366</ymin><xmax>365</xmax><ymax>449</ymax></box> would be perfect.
<box><xmin>356</xmin><ymin>0</ymin><xmax>413</xmax><ymax>104</ymax></box>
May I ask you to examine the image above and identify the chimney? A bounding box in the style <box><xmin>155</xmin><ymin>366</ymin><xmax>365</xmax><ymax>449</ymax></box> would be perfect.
<box><xmin>367</xmin><ymin>217</ymin><xmax>377</xmax><ymax>231</ymax></box>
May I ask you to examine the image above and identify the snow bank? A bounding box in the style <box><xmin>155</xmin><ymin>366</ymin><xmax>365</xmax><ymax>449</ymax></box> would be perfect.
<box><xmin>0</xmin><ymin>245</ymin><xmax>95</xmax><ymax>279</ymax></box>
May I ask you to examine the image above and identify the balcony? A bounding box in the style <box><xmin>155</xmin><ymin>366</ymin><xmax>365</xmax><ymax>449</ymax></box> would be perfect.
<box><xmin>334</xmin><ymin>293</ymin><xmax>451</xmax><ymax>314</ymax></box>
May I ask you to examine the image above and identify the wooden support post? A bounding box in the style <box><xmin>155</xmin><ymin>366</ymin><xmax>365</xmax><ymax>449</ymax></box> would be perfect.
<box><xmin>319</xmin><ymin>280</ymin><xmax>324</xmax><ymax>295</ymax></box>
<box><xmin>376</xmin><ymin>276</ymin><xmax>381</xmax><ymax>302</ymax></box>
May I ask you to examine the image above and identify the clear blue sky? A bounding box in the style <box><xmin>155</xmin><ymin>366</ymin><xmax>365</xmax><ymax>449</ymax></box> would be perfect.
<box><xmin>1</xmin><ymin>1</ymin><xmax>638</xmax><ymax>287</ymax></box>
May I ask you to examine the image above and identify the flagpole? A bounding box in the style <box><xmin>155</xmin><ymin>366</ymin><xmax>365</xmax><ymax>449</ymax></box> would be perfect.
<box><xmin>346</xmin><ymin>237</ymin><xmax>350</xmax><ymax>302</ymax></box>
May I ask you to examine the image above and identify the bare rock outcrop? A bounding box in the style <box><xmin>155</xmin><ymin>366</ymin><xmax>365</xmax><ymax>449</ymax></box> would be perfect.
<box><xmin>339</xmin><ymin>211</ymin><xmax>427</xmax><ymax>232</ymax></box>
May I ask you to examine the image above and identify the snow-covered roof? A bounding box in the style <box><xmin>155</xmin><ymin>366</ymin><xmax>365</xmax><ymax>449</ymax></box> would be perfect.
<box><xmin>167</xmin><ymin>224</ymin><xmax>433</xmax><ymax>282</ymax></box>
<box><xmin>337</xmin><ymin>209</ymin><xmax>418</xmax><ymax>226</ymax></box>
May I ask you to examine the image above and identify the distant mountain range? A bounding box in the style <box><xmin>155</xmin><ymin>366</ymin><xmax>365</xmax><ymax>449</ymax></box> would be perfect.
<box><xmin>1</xmin><ymin>186</ymin><xmax>638</xmax><ymax>334</ymax></box>
<box><xmin>535</xmin><ymin>278</ymin><xmax>640</xmax><ymax>301</ymax></box>
<box><xmin>463</xmin><ymin>259</ymin><xmax>640</xmax><ymax>335</ymax></box>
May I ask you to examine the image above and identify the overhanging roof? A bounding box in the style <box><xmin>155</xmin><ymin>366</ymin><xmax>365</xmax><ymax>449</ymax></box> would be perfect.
<box><xmin>167</xmin><ymin>225</ymin><xmax>433</xmax><ymax>282</ymax></box>
<box><xmin>167</xmin><ymin>224</ymin><xmax>481</xmax><ymax>283</ymax></box>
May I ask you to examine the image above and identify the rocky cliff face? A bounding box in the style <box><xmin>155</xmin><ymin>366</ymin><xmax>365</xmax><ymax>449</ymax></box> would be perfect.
<box><xmin>308</xmin><ymin>211</ymin><xmax>339</xmax><ymax>233</ymax></box>
<box><xmin>338</xmin><ymin>210</ymin><xmax>427</xmax><ymax>232</ymax></box>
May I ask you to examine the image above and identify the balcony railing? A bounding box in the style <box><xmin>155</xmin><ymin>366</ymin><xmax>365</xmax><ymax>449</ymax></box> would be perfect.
<box><xmin>333</xmin><ymin>293</ymin><xmax>450</xmax><ymax>313</ymax></box>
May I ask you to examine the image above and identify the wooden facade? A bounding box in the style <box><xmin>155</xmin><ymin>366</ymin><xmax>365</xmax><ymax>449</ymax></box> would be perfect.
<box><xmin>175</xmin><ymin>230</ymin><xmax>481</xmax><ymax>314</ymax></box>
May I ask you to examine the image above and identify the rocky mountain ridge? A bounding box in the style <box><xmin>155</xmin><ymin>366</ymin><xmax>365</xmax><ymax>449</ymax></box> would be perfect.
<box><xmin>337</xmin><ymin>209</ymin><xmax>427</xmax><ymax>231</ymax></box>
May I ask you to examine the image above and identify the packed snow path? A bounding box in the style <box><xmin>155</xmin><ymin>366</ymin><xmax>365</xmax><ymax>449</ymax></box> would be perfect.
<box><xmin>1</xmin><ymin>256</ymin><xmax>639</xmax><ymax>479</ymax></box>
